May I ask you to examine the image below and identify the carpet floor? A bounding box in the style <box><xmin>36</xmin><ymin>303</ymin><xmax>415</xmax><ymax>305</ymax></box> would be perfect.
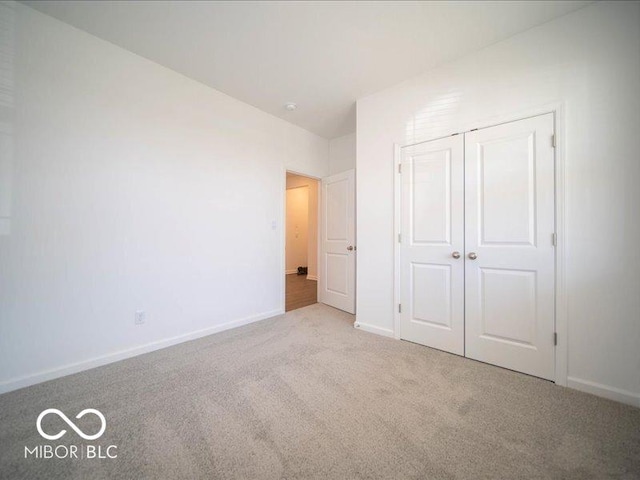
<box><xmin>0</xmin><ymin>303</ymin><xmax>639</xmax><ymax>479</ymax></box>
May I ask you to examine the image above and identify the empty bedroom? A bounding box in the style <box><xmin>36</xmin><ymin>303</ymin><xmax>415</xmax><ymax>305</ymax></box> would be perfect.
<box><xmin>0</xmin><ymin>1</ymin><xmax>638</xmax><ymax>479</ymax></box>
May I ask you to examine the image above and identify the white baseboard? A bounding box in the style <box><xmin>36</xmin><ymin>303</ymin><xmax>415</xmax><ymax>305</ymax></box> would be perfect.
<box><xmin>306</xmin><ymin>274</ymin><xmax>318</xmax><ymax>281</ymax></box>
<box><xmin>285</xmin><ymin>269</ymin><xmax>297</xmax><ymax>275</ymax></box>
<box><xmin>567</xmin><ymin>376</ymin><xmax>640</xmax><ymax>408</ymax></box>
<box><xmin>354</xmin><ymin>321</ymin><xmax>395</xmax><ymax>338</ymax></box>
<box><xmin>0</xmin><ymin>308</ymin><xmax>284</xmax><ymax>395</ymax></box>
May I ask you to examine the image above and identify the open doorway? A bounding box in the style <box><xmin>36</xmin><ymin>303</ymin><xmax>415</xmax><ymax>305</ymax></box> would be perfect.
<box><xmin>285</xmin><ymin>172</ymin><xmax>319</xmax><ymax>311</ymax></box>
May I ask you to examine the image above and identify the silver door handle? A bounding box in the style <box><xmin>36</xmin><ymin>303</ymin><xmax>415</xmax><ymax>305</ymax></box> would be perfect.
<box><xmin>347</xmin><ymin>246</ymin><xmax>354</xmax><ymax>251</ymax></box>
<box><xmin>468</xmin><ymin>252</ymin><xmax>477</xmax><ymax>260</ymax></box>
<box><xmin>452</xmin><ymin>251</ymin><xmax>461</xmax><ymax>259</ymax></box>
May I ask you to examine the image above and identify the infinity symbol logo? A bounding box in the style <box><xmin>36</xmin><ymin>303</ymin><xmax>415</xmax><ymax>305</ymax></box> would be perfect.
<box><xmin>36</xmin><ymin>409</ymin><xmax>106</xmax><ymax>440</ymax></box>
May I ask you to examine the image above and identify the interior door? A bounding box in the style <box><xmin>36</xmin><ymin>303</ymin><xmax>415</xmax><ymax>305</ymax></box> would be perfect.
<box><xmin>399</xmin><ymin>135</ymin><xmax>465</xmax><ymax>355</ymax></box>
<box><xmin>465</xmin><ymin>113</ymin><xmax>556</xmax><ymax>380</ymax></box>
<box><xmin>320</xmin><ymin>169</ymin><xmax>356</xmax><ymax>314</ymax></box>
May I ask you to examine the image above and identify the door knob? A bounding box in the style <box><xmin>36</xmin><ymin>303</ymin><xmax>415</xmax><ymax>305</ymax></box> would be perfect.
<box><xmin>468</xmin><ymin>252</ymin><xmax>477</xmax><ymax>260</ymax></box>
<box><xmin>452</xmin><ymin>251</ymin><xmax>461</xmax><ymax>259</ymax></box>
<box><xmin>347</xmin><ymin>246</ymin><xmax>354</xmax><ymax>251</ymax></box>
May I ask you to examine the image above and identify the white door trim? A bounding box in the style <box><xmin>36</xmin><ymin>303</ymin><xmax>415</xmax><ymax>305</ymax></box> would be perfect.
<box><xmin>393</xmin><ymin>104</ymin><xmax>567</xmax><ymax>386</ymax></box>
<box><xmin>393</xmin><ymin>144</ymin><xmax>402</xmax><ymax>340</ymax></box>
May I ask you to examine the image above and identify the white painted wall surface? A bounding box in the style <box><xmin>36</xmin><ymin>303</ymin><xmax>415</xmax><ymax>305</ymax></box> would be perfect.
<box><xmin>357</xmin><ymin>1</ymin><xmax>640</xmax><ymax>405</ymax></box>
<box><xmin>285</xmin><ymin>186</ymin><xmax>309</xmax><ymax>273</ymax></box>
<box><xmin>0</xmin><ymin>2</ymin><xmax>328</xmax><ymax>392</ymax></box>
<box><xmin>286</xmin><ymin>173</ymin><xmax>318</xmax><ymax>280</ymax></box>
<box><xmin>329</xmin><ymin>133</ymin><xmax>356</xmax><ymax>175</ymax></box>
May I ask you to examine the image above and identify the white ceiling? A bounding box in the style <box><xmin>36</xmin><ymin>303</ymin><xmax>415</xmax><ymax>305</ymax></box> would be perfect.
<box><xmin>23</xmin><ymin>1</ymin><xmax>591</xmax><ymax>139</ymax></box>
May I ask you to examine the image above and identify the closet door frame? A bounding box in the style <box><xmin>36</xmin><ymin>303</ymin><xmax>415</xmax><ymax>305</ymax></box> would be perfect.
<box><xmin>393</xmin><ymin>103</ymin><xmax>567</xmax><ymax>386</ymax></box>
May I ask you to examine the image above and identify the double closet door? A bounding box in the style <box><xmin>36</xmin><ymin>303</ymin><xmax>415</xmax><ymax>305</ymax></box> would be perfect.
<box><xmin>399</xmin><ymin>113</ymin><xmax>556</xmax><ymax>380</ymax></box>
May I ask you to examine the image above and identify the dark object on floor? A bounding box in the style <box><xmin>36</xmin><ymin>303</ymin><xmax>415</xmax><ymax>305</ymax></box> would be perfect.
<box><xmin>297</xmin><ymin>266</ymin><xmax>308</xmax><ymax>275</ymax></box>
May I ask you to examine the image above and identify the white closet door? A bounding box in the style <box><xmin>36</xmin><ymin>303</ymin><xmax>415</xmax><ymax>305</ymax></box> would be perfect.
<box><xmin>464</xmin><ymin>113</ymin><xmax>556</xmax><ymax>380</ymax></box>
<box><xmin>399</xmin><ymin>135</ymin><xmax>465</xmax><ymax>355</ymax></box>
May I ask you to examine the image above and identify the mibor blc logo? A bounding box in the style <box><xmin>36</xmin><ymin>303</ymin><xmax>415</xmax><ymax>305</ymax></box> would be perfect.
<box><xmin>37</xmin><ymin>408</ymin><xmax>106</xmax><ymax>440</ymax></box>
<box><xmin>25</xmin><ymin>408</ymin><xmax>117</xmax><ymax>460</ymax></box>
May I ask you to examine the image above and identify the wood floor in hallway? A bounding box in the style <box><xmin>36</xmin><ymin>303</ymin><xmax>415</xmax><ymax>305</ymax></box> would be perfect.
<box><xmin>285</xmin><ymin>273</ymin><xmax>317</xmax><ymax>311</ymax></box>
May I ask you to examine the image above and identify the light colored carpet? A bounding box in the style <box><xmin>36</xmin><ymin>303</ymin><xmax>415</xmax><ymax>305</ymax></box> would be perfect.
<box><xmin>0</xmin><ymin>303</ymin><xmax>639</xmax><ymax>479</ymax></box>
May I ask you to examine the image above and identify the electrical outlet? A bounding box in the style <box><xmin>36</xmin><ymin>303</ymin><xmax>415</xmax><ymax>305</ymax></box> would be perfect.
<box><xmin>134</xmin><ymin>311</ymin><xmax>146</xmax><ymax>325</ymax></box>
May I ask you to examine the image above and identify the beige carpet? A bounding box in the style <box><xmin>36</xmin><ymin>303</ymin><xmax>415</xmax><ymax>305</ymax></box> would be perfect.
<box><xmin>0</xmin><ymin>304</ymin><xmax>638</xmax><ymax>479</ymax></box>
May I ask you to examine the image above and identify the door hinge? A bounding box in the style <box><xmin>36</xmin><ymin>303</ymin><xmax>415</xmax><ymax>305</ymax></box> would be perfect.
<box><xmin>552</xmin><ymin>233</ymin><xmax>557</xmax><ymax>246</ymax></box>
<box><xmin>398</xmin><ymin>233</ymin><xmax>401</xmax><ymax>243</ymax></box>
<box><xmin>551</xmin><ymin>134</ymin><xmax>556</xmax><ymax>148</ymax></box>
<box><xmin>398</xmin><ymin>304</ymin><xmax>402</xmax><ymax>313</ymax></box>
<box><xmin>398</xmin><ymin>163</ymin><xmax>402</xmax><ymax>174</ymax></box>
<box><xmin>554</xmin><ymin>332</ymin><xmax>558</xmax><ymax>346</ymax></box>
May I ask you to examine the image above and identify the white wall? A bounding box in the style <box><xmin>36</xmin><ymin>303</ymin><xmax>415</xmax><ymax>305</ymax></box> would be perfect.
<box><xmin>328</xmin><ymin>133</ymin><xmax>356</xmax><ymax>175</ymax></box>
<box><xmin>285</xmin><ymin>185</ymin><xmax>309</xmax><ymax>273</ymax></box>
<box><xmin>357</xmin><ymin>1</ymin><xmax>640</xmax><ymax>406</ymax></box>
<box><xmin>285</xmin><ymin>173</ymin><xmax>319</xmax><ymax>280</ymax></box>
<box><xmin>0</xmin><ymin>2</ymin><xmax>328</xmax><ymax>392</ymax></box>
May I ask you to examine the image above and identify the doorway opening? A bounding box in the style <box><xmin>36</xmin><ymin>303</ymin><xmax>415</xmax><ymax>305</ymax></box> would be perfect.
<box><xmin>285</xmin><ymin>172</ymin><xmax>319</xmax><ymax>311</ymax></box>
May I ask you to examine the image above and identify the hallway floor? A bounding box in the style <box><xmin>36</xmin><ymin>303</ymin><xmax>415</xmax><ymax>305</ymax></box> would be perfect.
<box><xmin>285</xmin><ymin>273</ymin><xmax>317</xmax><ymax>311</ymax></box>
